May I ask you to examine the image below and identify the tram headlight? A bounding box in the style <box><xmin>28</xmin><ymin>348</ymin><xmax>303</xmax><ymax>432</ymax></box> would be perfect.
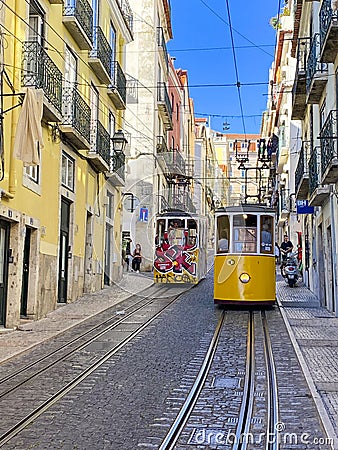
<box><xmin>239</xmin><ymin>272</ymin><xmax>251</xmax><ymax>284</ymax></box>
<box><xmin>227</xmin><ymin>258</ymin><xmax>236</xmax><ymax>266</ymax></box>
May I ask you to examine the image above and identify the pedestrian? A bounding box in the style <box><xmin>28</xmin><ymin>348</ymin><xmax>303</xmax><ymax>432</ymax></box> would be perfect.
<box><xmin>280</xmin><ymin>235</ymin><xmax>293</xmax><ymax>262</ymax></box>
<box><xmin>132</xmin><ymin>243</ymin><xmax>142</xmax><ymax>273</ymax></box>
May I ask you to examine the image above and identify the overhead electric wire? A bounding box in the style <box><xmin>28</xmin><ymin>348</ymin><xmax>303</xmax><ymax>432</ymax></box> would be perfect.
<box><xmin>200</xmin><ymin>0</ymin><xmax>274</xmax><ymax>58</ymax></box>
<box><xmin>224</xmin><ymin>0</ymin><xmax>247</xmax><ymax>137</ymax></box>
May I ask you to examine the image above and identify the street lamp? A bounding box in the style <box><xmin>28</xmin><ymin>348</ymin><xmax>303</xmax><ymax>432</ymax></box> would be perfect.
<box><xmin>111</xmin><ymin>129</ymin><xmax>127</xmax><ymax>152</ymax></box>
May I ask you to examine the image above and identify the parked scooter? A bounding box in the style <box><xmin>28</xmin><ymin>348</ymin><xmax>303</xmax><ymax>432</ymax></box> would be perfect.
<box><xmin>281</xmin><ymin>252</ymin><xmax>300</xmax><ymax>287</ymax></box>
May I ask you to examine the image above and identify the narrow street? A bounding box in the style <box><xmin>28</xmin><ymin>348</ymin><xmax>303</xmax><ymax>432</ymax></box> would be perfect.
<box><xmin>0</xmin><ymin>271</ymin><xmax>336</xmax><ymax>449</ymax></box>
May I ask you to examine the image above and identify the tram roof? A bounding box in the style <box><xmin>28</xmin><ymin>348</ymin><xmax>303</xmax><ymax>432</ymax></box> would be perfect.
<box><xmin>157</xmin><ymin>210</ymin><xmax>205</xmax><ymax>219</ymax></box>
<box><xmin>215</xmin><ymin>204</ymin><xmax>276</xmax><ymax>214</ymax></box>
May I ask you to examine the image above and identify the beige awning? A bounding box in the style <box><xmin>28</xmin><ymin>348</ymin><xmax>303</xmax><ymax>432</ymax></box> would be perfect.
<box><xmin>13</xmin><ymin>88</ymin><xmax>44</xmax><ymax>166</ymax></box>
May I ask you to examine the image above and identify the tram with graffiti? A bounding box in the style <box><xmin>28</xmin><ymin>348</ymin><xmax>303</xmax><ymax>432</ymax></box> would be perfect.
<box><xmin>153</xmin><ymin>211</ymin><xmax>208</xmax><ymax>284</ymax></box>
<box><xmin>214</xmin><ymin>204</ymin><xmax>276</xmax><ymax>305</ymax></box>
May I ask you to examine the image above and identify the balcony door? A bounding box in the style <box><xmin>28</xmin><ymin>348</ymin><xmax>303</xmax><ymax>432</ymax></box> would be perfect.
<box><xmin>28</xmin><ymin>0</ymin><xmax>44</xmax><ymax>43</ymax></box>
<box><xmin>64</xmin><ymin>47</ymin><xmax>77</xmax><ymax>118</ymax></box>
<box><xmin>90</xmin><ymin>84</ymin><xmax>99</xmax><ymax>150</ymax></box>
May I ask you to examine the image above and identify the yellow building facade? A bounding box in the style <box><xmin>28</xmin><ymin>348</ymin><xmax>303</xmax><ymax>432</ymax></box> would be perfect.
<box><xmin>0</xmin><ymin>0</ymin><xmax>133</xmax><ymax>328</ymax></box>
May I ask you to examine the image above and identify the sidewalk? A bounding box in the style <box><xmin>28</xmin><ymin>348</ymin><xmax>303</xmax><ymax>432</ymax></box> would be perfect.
<box><xmin>277</xmin><ymin>276</ymin><xmax>338</xmax><ymax>448</ymax></box>
<box><xmin>0</xmin><ymin>272</ymin><xmax>154</xmax><ymax>364</ymax></box>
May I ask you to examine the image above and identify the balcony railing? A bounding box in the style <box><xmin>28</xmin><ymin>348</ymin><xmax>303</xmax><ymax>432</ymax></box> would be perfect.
<box><xmin>319</xmin><ymin>110</ymin><xmax>338</xmax><ymax>183</ymax></box>
<box><xmin>306</xmin><ymin>33</ymin><xmax>328</xmax><ymax>103</ymax></box>
<box><xmin>61</xmin><ymin>86</ymin><xmax>91</xmax><ymax>149</ymax></box>
<box><xmin>108</xmin><ymin>61</ymin><xmax>126</xmax><ymax>109</ymax></box>
<box><xmin>168</xmin><ymin>190</ymin><xmax>196</xmax><ymax>213</ymax></box>
<box><xmin>22</xmin><ymin>41</ymin><xmax>62</xmax><ymax>121</ymax></box>
<box><xmin>63</xmin><ymin>0</ymin><xmax>93</xmax><ymax>50</ymax></box>
<box><xmin>295</xmin><ymin>140</ymin><xmax>311</xmax><ymax>198</ymax></box>
<box><xmin>320</xmin><ymin>0</ymin><xmax>338</xmax><ymax>62</ymax></box>
<box><xmin>116</xmin><ymin>0</ymin><xmax>133</xmax><ymax>34</ymax></box>
<box><xmin>89</xmin><ymin>27</ymin><xmax>112</xmax><ymax>84</ymax></box>
<box><xmin>156</xmin><ymin>137</ymin><xmax>186</xmax><ymax>177</ymax></box>
<box><xmin>157</xmin><ymin>27</ymin><xmax>169</xmax><ymax>70</ymax></box>
<box><xmin>291</xmin><ymin>37</ymin><xmax>310</xmax><ymax>120</ymax></box>
<box><xmin>308</xmin><ymin>146</ymin><xmax>331</xmax><ymax>205</ymax></box>
<box><xmin>157</xmin><ymin>82</ymin><xmax>173</xmax><ymax>130</ymax></box>
<box><xmin>87</xmin><ymin>120</ymin><xmax>111</xmax><ymax>171</ymax></box>
<box><xmin>110</xmin><ymin>149</ymin><xmax>126</xmax><ymax>183</ymax></box>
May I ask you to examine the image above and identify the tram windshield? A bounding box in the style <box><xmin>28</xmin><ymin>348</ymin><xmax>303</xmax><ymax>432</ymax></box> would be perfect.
<box><xmin>233</xmin><ymin>214</ymin><xmax>257</xmax><ymax>253</ymax></box>
<box><xmin>155</xmin><ymin>217</ymin><xmax>198</xmax><ymax>250</ymax></box>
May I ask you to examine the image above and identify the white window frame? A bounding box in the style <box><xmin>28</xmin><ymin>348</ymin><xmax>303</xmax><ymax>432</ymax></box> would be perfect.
<box><xmin>61</xmin><ymin>152</ymin><xmax>75</xmax><ymax>191</ymax></box>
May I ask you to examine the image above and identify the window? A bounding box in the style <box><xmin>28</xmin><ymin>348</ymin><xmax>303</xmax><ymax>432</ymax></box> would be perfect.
<box><xmin>217</xmin><ymin>215</ymin><xmax>230</xmax><ymax>253</ymax></box>
<box><xmin>25</xmin><ymin>164</ymin><xmax>39</xmax><ymax>183</ymax></box>
<box><xmin>61</xmin><ymin>152</ymin><xmax>74</xmax><ymax>191</ymax></box>
<box><xmin>260</xmin><ymin>215</ymin><xmax>273</xmax><ymax>254</ymax></box>
<box><xmin>24</xmin><ymin>141</ymin><xmax>40</xmax><ymax>183</ymax></box>
<box><xmin>233</xmin><ymin>214</ymin><xmax>257</xmax><ymax>253</ymax></box>
<box><xmin>106</xmin><ymin>191</ymin><xmax>114</xmax><ymax>219</ymax></box>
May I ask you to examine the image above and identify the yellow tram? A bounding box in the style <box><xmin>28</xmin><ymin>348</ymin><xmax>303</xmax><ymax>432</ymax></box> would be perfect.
<box><xmin>153</xmin><ymin>211</ymin><xmax>208</xmax><ymax>284</ymax></box>
<box><xmin>214</xmin><ymin>205</ymin><xmax>276</xmax><ymax>305</ymax></box>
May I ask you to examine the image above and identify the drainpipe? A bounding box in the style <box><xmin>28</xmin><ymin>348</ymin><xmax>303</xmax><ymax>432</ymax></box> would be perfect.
<box><xmin>7</xmin><ymin>0</ymin><xmax>21</xmax><ymax>198</ymax></box>
<box><xmin>329</xmin><ymin>190</ymin><xmax>338</xmax><ymax>315</ymax></box>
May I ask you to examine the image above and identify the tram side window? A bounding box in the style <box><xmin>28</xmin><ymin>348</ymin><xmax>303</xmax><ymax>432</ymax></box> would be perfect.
<box><xmin>260</xmin><ymin>216</ymin><xmax>273</xmax><ymax>254</ymax></box>
<box><xmin>187</xmin><ymin>219</ymin><xmax>197</xmax><ymax>247</ymax></box>
<box><xmin>217</xmin><ymin>215</ymin><xmax>230</xmax><ymax>253</ymax></box>
<box><xmin>155</xmin><ymin>219</ymin><xmax>166</xmax><ymax>247</ymax></box>
<box><xmin>233</xmin><ymin>214</ymin><xmax>257</xmax><ymax>253</ymax></box>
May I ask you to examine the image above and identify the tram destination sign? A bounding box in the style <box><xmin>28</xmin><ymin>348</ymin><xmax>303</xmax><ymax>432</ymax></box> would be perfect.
<box><xmin>296</xmin><ymin>200</ymin><xmax>314</xmax><ymax>214</ymax></box>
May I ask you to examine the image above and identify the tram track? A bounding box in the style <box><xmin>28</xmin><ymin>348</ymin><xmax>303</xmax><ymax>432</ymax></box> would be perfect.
<box><xmin>159</xmin><ymin>309</ymin><xmax>280</xmax><ymax>450</ymax></box>
<box><xmin>0</xmin><ymin>284</ymin><xmax>187</xmax><ymax>447</ymax></box>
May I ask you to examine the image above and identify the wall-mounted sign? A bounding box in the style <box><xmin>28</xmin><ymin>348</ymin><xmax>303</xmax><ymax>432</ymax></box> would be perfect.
<box><xmin>139</xmin><ymin>207</ymin><xmax>148</xmax><ymax>222</ymax></box>
<box><xmin>296</xmin><ymin>200</ymin><xmax>314</xmax><ymax>214</ymax></box>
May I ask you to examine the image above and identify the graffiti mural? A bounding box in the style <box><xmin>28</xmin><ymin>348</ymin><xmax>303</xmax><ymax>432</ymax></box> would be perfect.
<box><xmin>154</xmin><ymin>241</ymin><xmax>199</xmax><ymax>284</ymax></box>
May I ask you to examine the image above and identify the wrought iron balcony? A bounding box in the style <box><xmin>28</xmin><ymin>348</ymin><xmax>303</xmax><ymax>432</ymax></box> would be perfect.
<box><xmin>87</xmin><ymin>120</ymin><xmax>111</xmax><ymax>171</ymax></box>
<box><xmin>22</xmin><ymin>41</ymin><xmax>62</xmax><ymax>122</ymax></box>
<box><xmin>157</xmin><ymin>82</ymin><xmax>173</xmax><ymax>130</ymax></box>
<box><xmin>108</xmin><ymin>149</ymin><xmax>126</xmax><ymax>186</ymax></box>
<box><xmin>306</xmin><ymin>34</ymin><xmax>328</xmax><ymax>103</ymax></box>
<box><xmin>320</xmin><ymin>0</ymin><xmax>338</xmax><ymax>63</ymax></box>
<box><xmin>108</xmin><ymin>61</ymin><xmax>126</xmax><ymax>110</ymax></box>
<box><xmin>291</xmin><ymin>37</ymin><xmax>310</xmax><ymax>120</ymax></box>
<box><xmin>277</xmin><ymin>187</ymin><xmax>289</xmax><ymax>226</ymax></box>
<box><xmin>156</xmin><ymin>136</ymin><xmax>186</xmax><ymax>177</ymax></box>
<box><xmin>295</xmin><ymin>140</ymin><xmax>311</xmax><ymax>199</ymax></box>
<box><xmin>308</xmin><ymin>146</ymin><xmax>330</xmax><ymax>206</ymax></box>
<box><xmin>319</xmin><ymin>110</ymin><xmax>338</xmax><ymax>184</ymax></box>
<box><xmin>61</xmin><ymin>86</ymin><xmax>91</xmax><ymax>149</ymax></box>
<box><xmin>89</xmin><ymin>27</ymin><xmax>112</xmax><ymax>85</ymax></box>
<box><xmin>116</xmin><ymin>0</ymin><xmax>133</xmax><ymax>35</ymax></box>
<box><xmin>63</xmin><ymin>0</ymin><xmax>93</xmax><ymax>50</ymax></box>
<box><xmin>157</xmin><ymin>27</ymin><xmax>169</xmax><ymax>71</ymax></box>
<box><xmin>168</xmin><ymin>190</ymin><xmax>196</xmax><ymax>214</ymax></box>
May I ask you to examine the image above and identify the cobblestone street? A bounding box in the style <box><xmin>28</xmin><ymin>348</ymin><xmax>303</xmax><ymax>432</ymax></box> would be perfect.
<box><xmin>0</xmin><ymin>271</ymin><xmax>337</xmax><ymax>448</ymax></box>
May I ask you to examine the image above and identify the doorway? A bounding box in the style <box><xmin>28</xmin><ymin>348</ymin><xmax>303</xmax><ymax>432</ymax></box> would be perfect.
<box><xmin>58</xmin><ymin>198</ymin><xmax>70</xmax><ymax>303</ymax></box>
<box><xmin>20</xmin><ymin>227</ymin><xmax>31</xmax><ymax>317</ymax></box>
<box><xmin>0</xmin><ymin>220</ymin><xmax>10</xmax><ymax>326</ymax></box>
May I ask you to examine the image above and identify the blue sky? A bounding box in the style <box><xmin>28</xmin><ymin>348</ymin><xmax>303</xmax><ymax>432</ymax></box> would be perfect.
<box><xmin>167</xmin><ymin>0</ymin><xmax>280</xmax><ymax>135</ymax></box>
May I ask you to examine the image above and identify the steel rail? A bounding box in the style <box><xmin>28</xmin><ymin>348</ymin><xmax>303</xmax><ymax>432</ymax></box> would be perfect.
<box><xmin>261</xmin><ymin>311</ymin><xmax>279</xmax><ymax>450</ymax></box>
<box><xmin>0</xmin><ymin>283</ymin><xmax>175</xmax><ymax>387</ymax></box>
<box><xmin>233</xmin><ymin>311</ymin><xmax>255</xmax><ymax>450</ymax></box>
<box><xmin>0</xmin><ymin>293</ymin><xmax>184</xmax><ymax>447</ymax></box>
<box><xmin>159</xmin><ymin>311</ymin><xmax>226</xmax><ymax>450</ymax></box>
